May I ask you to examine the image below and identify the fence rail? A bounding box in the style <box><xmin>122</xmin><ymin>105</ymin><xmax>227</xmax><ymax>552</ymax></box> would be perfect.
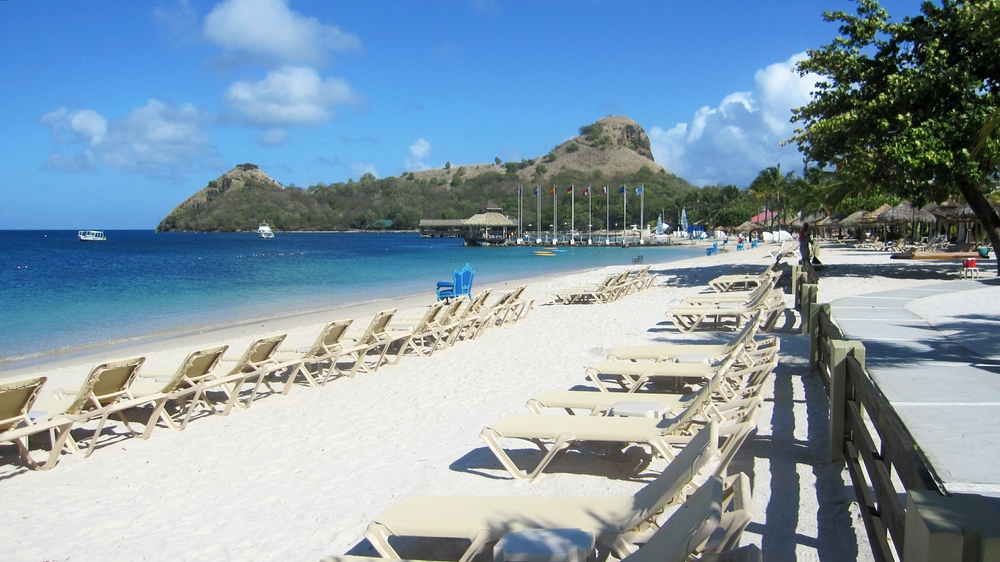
<box><xmin>808</xmin><ymin>301</ymin><xmax>945</xmax><ymax>562</ymax></box>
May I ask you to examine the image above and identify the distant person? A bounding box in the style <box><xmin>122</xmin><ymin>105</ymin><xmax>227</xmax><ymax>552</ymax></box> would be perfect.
<box><xmin>799</xmin><ymin>222</ymin><xmax>811</xmax><ymax>265</ymax></box>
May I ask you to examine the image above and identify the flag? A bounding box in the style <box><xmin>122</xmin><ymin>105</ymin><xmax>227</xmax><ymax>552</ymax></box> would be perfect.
<box><xmin>601</xmin><ymin>185</ymin><xmax>608</xmax><ymax>194</ymax></box>
<box><xmin>583</xmin><ymin>187</ymin><xmax>590</xmax><ymax>196</ymax></box>
<box><xmin>566</xmin><ymin>186</ymin><xmax>573</xmax><ymax>195</ymax></box>
<box><xmin>635</xmin><ymin>185</ymin><xmax>644</xmax><ymax>195</ymax></box>
<box><xmin>618</xmin><ymin>186</ymin><xmax>626</xmax><ymax>194</ymax></box>
<box><xmin>517</xmin><ymin>186</ymin><xmax>523</xmax><ymax>195</ymax></box>
<box><xmin>533</xmin><ymin>186</ymin><xmax>539</xmax><ymax>195</ymax></box>
<box><xmin>549</xmin><ymin>186</ymin><xmax>556</xmax><ymax>195</ymax></box>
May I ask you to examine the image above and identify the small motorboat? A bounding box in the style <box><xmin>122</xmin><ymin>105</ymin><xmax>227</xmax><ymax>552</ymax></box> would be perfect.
<box><xmin>257</xmin><ymin>221</ymin><xmax>275</xmax><ymax>239</ymax></box>
<box><xmin>78</xmin><ymin>230</ymin><xmax>106</xmax><ymax>242</ymax></box>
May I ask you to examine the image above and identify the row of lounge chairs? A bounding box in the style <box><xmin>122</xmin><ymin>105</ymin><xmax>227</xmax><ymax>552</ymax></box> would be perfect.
<box><xmin>328</xmin><ymin>308</ymin><xmax>777</xmax><ymax>562</ymax></box>
<box><xmin>0</xmin><ymin>285</ymin><xmax>535</xmax><ymax>471</ymax></box>
<box><xmin>667</xmin><ymin>270</ymin><xmax>786</xmax><ymax>333</ymax></box>
<box><xmin>554</xmin><ymin>266</ymin><xmax>657</xmax><ymax>304</ymax></box>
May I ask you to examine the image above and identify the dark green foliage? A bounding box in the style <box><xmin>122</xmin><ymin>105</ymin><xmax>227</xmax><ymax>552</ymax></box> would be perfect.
<box><xmin>543</xmin><ymin>153</ymin><xmax>557</xmax><ymax>163</ymax></box>
<box><xmin>534</xmin><ymin>164</ymin><xmax>548</xmax><ymax>177</ymax></box>
<box><xmin>158</xmin><ymin>164</ymin><xmax>711</xmax><ymax>232</ymax></box>
<box><xmin>504</xmin><ymin>162</ymin><xmax>521</xmax><ymax>175</ymax></box>
<box><xmin>566</xmin><ymin>142</ymin><xmax>580</xmax><ymax>153</ymax></box>
<box><xmin>495</xmin><ymin>157</ymin><xmax>502</xmax><ymax>165</ymax></box>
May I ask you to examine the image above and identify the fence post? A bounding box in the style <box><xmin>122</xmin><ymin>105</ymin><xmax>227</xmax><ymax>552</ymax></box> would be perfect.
<box><xmin>830</xmin><ymin>340</ymin><xmax>866</xmax><ymax>462</ymax></box>
<box><xmin>791</xmin><ymin>265</ymin><xmax>802</xmax><ymax>309</ymax></box>
<box><xmin>800</xmin><ymin>284</ymin><xmax>818</xmax><ymax>334</ymax></box>
<box><xmin>810</xmin><ymin>303</ymin><xmax>830</xmax><ymax>373</ymax></box>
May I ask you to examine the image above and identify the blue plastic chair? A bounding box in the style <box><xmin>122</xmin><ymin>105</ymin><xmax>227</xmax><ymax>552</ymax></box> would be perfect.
<box><xmin>436</xmin><ymin>263</ymin><xmax>475</xmax><ymax>302</ymax></box>
<box><xmin>706</xmin><ymin>242</ymin><xmax>719</xmax><ymax>256</ymax></box>
<box><xmin>736</xmin><ymin>242</ymin><xmax>745</xmax><ymax>251</ymax></box>
<box><xmin>751</xmin><ymin>239</ymin><xmax>759</xmax><ymax>249</ymax></box>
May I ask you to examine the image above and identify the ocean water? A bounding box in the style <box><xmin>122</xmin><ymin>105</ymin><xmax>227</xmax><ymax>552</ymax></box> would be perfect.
<box><xmin>0</xmin><ymin>230</ymin><xmax>700</xmax><ymax>362</ymax></box>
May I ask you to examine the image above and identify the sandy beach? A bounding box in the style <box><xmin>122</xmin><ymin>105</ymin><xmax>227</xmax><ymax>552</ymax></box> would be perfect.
<box><xmin>1</xmin><ymin>240</ymin><xmax>995</xmax><ymax>561</ymax></box>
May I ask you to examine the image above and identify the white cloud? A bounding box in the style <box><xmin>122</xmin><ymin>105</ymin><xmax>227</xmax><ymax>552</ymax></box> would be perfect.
<box><xmin>40</xmin><ymin>108</ymin><xmax>107</xmax><ymax>146</ymax></box>
<box><xmin>349</xmin><ymin>162</ymin><xmax>378</xmax><ymax>179</ymax></box>
<box><xmin>203</xmin><ymin>0</ymin><xmax>360</xmax><ymax>65</ymax></box>
<box><xmin>223</xmin><ymin>66</ymin><xmax>360</xmax><ymax>126</ymax></box>
<box><xmin>41</xmin><ymin>100</ymin><xmax>220</xmax><ymax>181</ymax></box>
<box><xmin>257</xmin><ymin>128</ymin><xmax>287</xmax><ymax>147</ymax></box>
<box><xmin>649</xmin><ymin>53</ymin><xmax>819</xmax><ymax>187</ymax></box>
<box><xmin>405</xmin><ymin>138</ymin><xmax>431</xmax><ymax>171</ymax></box>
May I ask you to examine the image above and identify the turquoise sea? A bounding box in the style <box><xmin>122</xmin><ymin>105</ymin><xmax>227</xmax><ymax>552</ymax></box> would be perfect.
<box><xmin>0</xmin><ymin>230</ymin><xmax>700</xmax><ymax>363</ymax></box>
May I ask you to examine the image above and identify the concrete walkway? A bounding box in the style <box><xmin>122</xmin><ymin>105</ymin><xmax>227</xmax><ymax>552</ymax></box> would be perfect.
<box><xmin>830</xmin><ymin>279</ymin><xmax>1000</xmax><ymax>497</ymax></box>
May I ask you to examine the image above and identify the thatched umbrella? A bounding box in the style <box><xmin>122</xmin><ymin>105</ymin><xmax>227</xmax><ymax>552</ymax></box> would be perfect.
<box><xmin>836</xmin><ymin>210</ymin><xmax>868</xmax><ymax>228</ymax></box>
<box><xmin>877</xmin><ymin>201</ymin><xmax>936</xmax><ymax>224</ymax></box>
<box><xmin>859</xmin><ymin>204</ymin><xmax>893</xmax><ymax>225</ymax></box>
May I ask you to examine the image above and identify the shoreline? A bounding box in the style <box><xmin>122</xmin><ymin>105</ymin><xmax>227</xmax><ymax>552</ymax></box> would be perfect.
<box><xmin>0</xmin><ymin>256</ymin><xmax>664</xmax><ymax>384</ymax></box>
<box><xmin>0</xmin><ymin>243</ymin><xmax>707</xmax><ymax>378</ymax></box>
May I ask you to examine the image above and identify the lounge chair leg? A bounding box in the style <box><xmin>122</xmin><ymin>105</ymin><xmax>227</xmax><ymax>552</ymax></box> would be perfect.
<box><xmin>364</xmin><ymin>522</ymin><xmax>403</xmax><ymax>559</ymax></box>
<box><xmin>480</xmin><ymin>428</ymin><xmax>574</xmax><ymax>482</ymax></box>
<box><xmin>459</xmin><ymin>529</ymin><xmax>498</xmax><ymax>562</ymax></box>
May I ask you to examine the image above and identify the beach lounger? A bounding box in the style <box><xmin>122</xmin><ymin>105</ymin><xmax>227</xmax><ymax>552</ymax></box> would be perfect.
<box><xmin>126</xmin><ymin>345</ymin><xmax>229</xmax><ymax>436</ymax></box>
<box><xmin>0</xmin><ymin>376</ymin><xmax>73</xmax><ymax>469</ymax></box>
<box><xmin>384</xmin><ymin>301</ymin><xmax>446</xmax><ymax>362</ymax></box>
<box><xmin>362</xmin><ymin>422</ymin><xmax>719</xmax><ymax>562</ymax></box>
<box><xmin>270</xmin><ymin>319</ymin><xmax>353</xmax><ymax>392</ymax></box>
<box><xmin>480</xmin><ymin>380</ymin><xmax>721</xmax><ymax>481</ymax></box>
<box><xmin>708</xmin><ymin>268</ymin><xmax>780</xmax><ymax>293</ymax></box>
<box><xmin>606</xmin><ymin>314</ymin><xmax>765</xmax><ymax>363</ymax></box>
<box><xmin>440</xmin><ymin>289</ymin><xmax>493</xmax><ymax>346</ymax></box>
<box><xmin>668</xmin><ymin>289</ymin><xmax>785</xmax><ymax>333</ymax></box>
<box><xmin>553</xmin><ymin>274</ymin><xmax>614</xmax><ymax>304</ymax></box>
<box><xmin>31</xmin><ymin>357</ymin><xmax>146</xmax><ymax>458</ymax></box>
<box><xmin>330</xmin><ymin>474</ymin><xmax>726</xmax><ymax>562</ymax></box>
<box><xmin>335</xmin><ymin>310</ymin><xmax>402</xmax><ymax>377</ymax></box>
<box><xmin>683</xmin><ymin>276</ymin><xmax>778</xmax><ymax>306</ymax></box>
<box><xmin>186</xmin><ymin>335</ymin><xmax>286</xmax><ymax>414</ymax></box>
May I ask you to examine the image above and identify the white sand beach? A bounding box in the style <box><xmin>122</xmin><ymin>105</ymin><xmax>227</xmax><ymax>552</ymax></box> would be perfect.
<box><xmin>1</xmin><ymin>241</ymin><xmax>995</xmax><ymax>561</ymax></box>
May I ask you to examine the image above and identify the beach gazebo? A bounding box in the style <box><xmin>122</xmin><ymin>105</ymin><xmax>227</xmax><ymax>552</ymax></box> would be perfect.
<box><xmin>875</xmin><ymin>201</ymin><xmax>937</xmax><ymax>243</ymax></box>
<box><xmin>463</xmin><ymin>212</ymin><xmax>516</xmax><ymax>245</ymax></box>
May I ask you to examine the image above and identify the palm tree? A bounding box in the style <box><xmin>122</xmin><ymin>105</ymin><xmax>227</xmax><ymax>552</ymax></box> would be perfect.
<box><xmin>749</xmin><ymin>165</ymin><xmax>791</xmax><ymax>230</ymax></box>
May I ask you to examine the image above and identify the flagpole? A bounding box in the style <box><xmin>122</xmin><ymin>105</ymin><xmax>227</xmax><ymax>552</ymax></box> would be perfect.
<box><xmin>622</xmin><ymin>185</ymin><xmax>627</xmax><ymax>246</ymax></box>
<box><xmin>570</xmin><ymin>184</ymin><xmax>575</xmax><ymax>245</ymax></box>
<box><xmin>517</xmin><ymin>185</ymin><xmax>522</xmax><ymax>242</ymax></box>
<box><xmin>605</xmin><ymin>184</ymin><xmax>610</xmax><ymax>245</ymax></box>
<box><xmin>536</xmin><ymin>185</ymin><xmax>541</xmax><ymax>244</ymax></box>
<box><xmin>588</xmin><ymin>185</ymin><xmax>592</xmax><ymax>244</ymax></box>
<box><xmin>552</xmin><ymin>186</ymin><xmax>558</xmax><ymax>244</ymax></box>
<box><xmin>640</xmin><ymin>184</ymin><xmax>644</xmax><ymax>240</ymax></box>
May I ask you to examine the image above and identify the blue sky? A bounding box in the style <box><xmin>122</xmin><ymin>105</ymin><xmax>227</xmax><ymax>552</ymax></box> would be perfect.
<box><xmin>0</xmin><ymin>0</ymin><xmax>923</xmax><ymax>229</ymax></box>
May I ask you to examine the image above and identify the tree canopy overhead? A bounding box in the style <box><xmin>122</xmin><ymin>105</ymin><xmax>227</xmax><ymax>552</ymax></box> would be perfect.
<box><xmin>791</xmin><ymin>0</ymin><xmax>1000</xmax><ymax>269</ymax></box>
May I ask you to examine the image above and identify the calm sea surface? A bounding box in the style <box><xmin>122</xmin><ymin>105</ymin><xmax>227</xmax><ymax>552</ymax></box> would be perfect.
<box><xmin>0</xmin><ymin>230</ymin><xmax>700</xmax><ymax>362</ymax></box>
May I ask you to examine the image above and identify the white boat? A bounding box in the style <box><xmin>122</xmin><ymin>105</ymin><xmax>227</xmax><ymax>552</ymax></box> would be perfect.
<box><xmin>257</xmin><ymin>221</ymin><xmax>274</xmax><ymax>239</ymax></box>
<box><xmin>78</xmin><ymin>230</ymin><xmax>106</xmax><ymax>242</ymax></box>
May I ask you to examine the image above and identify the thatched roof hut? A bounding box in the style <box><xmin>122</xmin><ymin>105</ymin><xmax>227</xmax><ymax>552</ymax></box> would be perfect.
<box><xmin>859</xmin><ymin>204</ymin><xmax>893</xmax><ymax>224</ymax></box>
<box><xmin>877</xmin><ymin>201</ymin><xmax>936</xmax><ymax>224</ymax></box>
<box><xmin>836</xmin><ymin>210</ymin><xmax>868</xmax><ymax>228</ymax></box>
<box><xmin>463</xmin><ymin>212</ymin><xmax>515</xmax><ymax>227</ymax></box>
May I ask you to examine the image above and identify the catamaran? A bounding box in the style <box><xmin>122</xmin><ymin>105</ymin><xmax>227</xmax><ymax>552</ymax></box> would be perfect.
<box><xmin>78</xmin><ymin>230</ymin><xmax>106</xmax><ymax>242</ymax></box>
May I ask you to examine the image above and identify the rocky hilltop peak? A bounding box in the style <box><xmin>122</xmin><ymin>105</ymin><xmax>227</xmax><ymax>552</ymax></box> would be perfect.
<box><xmin>410</xmin><ymin>115</ymin><xmax>666</xmax><ymax>183</ymax></box>
<box><xmin>157</xmin><ymin>163</ymin><xmax>282</xmax><ymax>231</ymax></box>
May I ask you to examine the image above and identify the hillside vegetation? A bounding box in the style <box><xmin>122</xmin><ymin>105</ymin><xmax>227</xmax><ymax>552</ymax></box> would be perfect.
<box><xmin>157</xmin><ymin>117</ymin><xmax>758</xmax><ymax>232</ymax></box>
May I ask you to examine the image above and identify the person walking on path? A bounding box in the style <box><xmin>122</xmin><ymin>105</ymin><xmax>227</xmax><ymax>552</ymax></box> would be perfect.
<box><xmin>799</xmin><ymin>222</ymin><xmax>811</xmax><ymax>265</ymax></box>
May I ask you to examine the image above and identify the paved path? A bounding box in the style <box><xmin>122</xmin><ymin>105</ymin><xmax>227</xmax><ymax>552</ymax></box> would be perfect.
<box><xmin>830</xmin><ymin>279</ymin><xmax>1000</xmax><ymax>497</ymax></box>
